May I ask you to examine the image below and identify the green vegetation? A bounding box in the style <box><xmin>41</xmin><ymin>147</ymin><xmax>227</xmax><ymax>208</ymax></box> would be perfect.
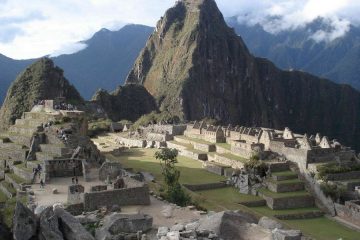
<box><xmin>6</xmin><ymin>173</ymin><xmax>26</xmax><ymax>184</ymax></box>
<box><xmin>0</xmin><ymin>191</ymin><xmax>8</xmax><ymax>202</ymax></box>
<box><xmin>105</xmin><ymin>148</ymin><xmax>225</xmax><ymax>185</ymax></box>
<box><xmin>317</xmin><ymin>162</ymin><xmax>360</xmax><ymax>181</ymax></box>
<box><xmin>132</xmin><ymin>111</ymin><xmax>180</xmax><ymax>130</ymax></box>
<box><xmin>155</xmin><ymin>148</ymin><xmax>190</xmax><ymax>206</ymax></box>
<box><xmin>175</xmin><ymin>135</ymin><xmax>213</xmax><ymax>145</ymax></box>
<box><xmin>0</xmin><ymin>181</ymin><xmax>16</xmax><ymax>196</ymax></box>
<box><xmin>1</xmin><ymin>195</ymin><xmax>27</xmax><ymax>228</ymax></box>
<box><xmin>320</xmin><ymin>182</ymin><xmax>346</xmax><ymax>201</ymax></box>
<box><xmin>88</xmin><ymin>118</ymin><xmax>112</xmax><ymax>137</ymax></box>
<box><xmin>244</xmin><ymin>154</ymin><xmax>267</xmax><ymax>178</ymax></box>
<box><xmin>251</xmin><ymin>206</ymin><xmax>321</xmax><ymax>217</ymax></box>
<box><xmin>217</xmin><ymin>153</ymin><xmax>248</xmax><ymax>163</ymax></box>
<box><xmin>272</xmin><ymin>171</ymin><xmax>298</xmax><ymax>177</ymax></box>
<box><xmin>216</xmin><ymin>143</ymin><xmax>231</xmax><ymax>150</ymax></box>
<box><xmin>283</xmin><ymin>217</ymin><xmax>360</xmax><ymax>240</ymax></box>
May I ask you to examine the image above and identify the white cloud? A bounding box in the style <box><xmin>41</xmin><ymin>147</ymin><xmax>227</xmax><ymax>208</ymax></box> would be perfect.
<box><xmin>0</xmin><ymin>0</ymin><xmax>359</xmax><ymax>59</ymax></box>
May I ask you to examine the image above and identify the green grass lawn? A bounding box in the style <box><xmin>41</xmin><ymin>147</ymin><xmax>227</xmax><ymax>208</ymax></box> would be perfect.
<box><xmin>258</xmin><ymin>188</ymin><xmax>310</xmax><ymax>198</ymax></box>
<box><xmin>216</xmin><ymin>143</ymin><xmax>231</xmax><ymax>150</ymax></box>
<box><xmin>106</xmin><ymin>148</ymin><xmax>225</xmax><ymax>185</ymax></box>
<box><xmin>267</xmin><ymin>178</ymin><xmax>304</xmax><ymax>184</ymax></box>
<box><xmin>250</xmin><ymin>206</ymin><xmax>321</xmax><ymax>216</ymax></box>
<box><xmin>0</xmin><ymin>191</ymin><xmax>8</xmax><ymax>202</ymax></box>
<box><xmin>6</xmin><ymin>173</ymin><xmax>26</xmax><ymax>184</ymax></box>
<box><xmin>283</xmin><ymin>217</ymin><xmax>360</xmax><ymax>240</ymax></box>
<box><xmin>176</xmin><ymin>135</ymin><xmax>214</xmax><ymax>145</ymax></box>
<box><xmin>168</xmin><ymin>140</ymin><xmax>192</xmax><ymax>149</ymax></box>
<box><xmin>272</xmin><ymin>171</ymin><xmax>298</xmax><ymax>177</ymax></box>
<box><xmin>216</xmin><ymin>152</ymin><xmax>248</xmax><ymax>163</ymax></box>
<box><xmin>0</xmin><ymin>181</ymin><xmax>16</xmax><ymax>195</ymax></box>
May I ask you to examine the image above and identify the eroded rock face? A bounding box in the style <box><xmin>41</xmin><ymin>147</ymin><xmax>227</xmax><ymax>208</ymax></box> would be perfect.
<box><xmin>55</xmin><ymin>207</ymin><xmax>95</xmax><ymax>240</ymax></box>
<box><xmin>125</xmin><ymin>0</ymin><xmax>360</xmax><ymax>150</ymax></box>
<box><xmin>13</xmin><ymin>202</ymin><xmax>37</xmax><ymax>240</ymax></box>
<box><xmin>103</xmin><ymin>213</ymin><xmax>153</xmax><ymax>234</ymax></box>
<box><xmin>39</xmin><ymin>207</ymin><xmax>63</xmax><ymax>240</ymax></box>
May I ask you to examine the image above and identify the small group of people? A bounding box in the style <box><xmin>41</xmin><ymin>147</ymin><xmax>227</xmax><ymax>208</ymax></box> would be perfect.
<box><xmin>56</xmin><ymin>128</ymin><xmax>70</xmax><ymax>143</ymax></box>
<box><xmin>54</xmin><ymin>102</ymin><xmax>77</xmax><ymax>111</ymax></box>
<box><xmin>71</xmin><ymin>177</ymin><xmax>79</xmax><ymax>185</ymax></box>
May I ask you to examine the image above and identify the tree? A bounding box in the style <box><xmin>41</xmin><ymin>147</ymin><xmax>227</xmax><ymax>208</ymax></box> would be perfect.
<box><xmin>155</xmin><ymin>148</ymin><xmax>190</xmax><ymax>206</ymax></box>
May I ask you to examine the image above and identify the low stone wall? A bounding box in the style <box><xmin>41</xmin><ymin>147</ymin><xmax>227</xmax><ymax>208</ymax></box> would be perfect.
<box><xmin>183</xmin><ymin>182</ymin><xmax>227</xmax><ymax>191</ymax></box>
<box><xmin>166</xmin><ymin>142</ymin><xmax>188</xmax><ymax>151</ymax></box>
<box><xmin>260</xmin><ymin>194</ymin><xmax>314</xmax><ymax>210</ymax></box>
<box><xmin>326</xmin><ymin>171</ymin><xmax>360</xmax><ymax>181</ymax></box>
<box><xmin>65</xmin><ymin>203</ymin><xmax>84</xmax><ymax>216</ymax></box>
<box><xmin>230</xmin><ymin>145</ymin><xmax>253</xmax><ymax>159</ymax></box>
<box><xmin>116</xmin><ymin>137</ymin><xmax>146</xmax><ymax>148</ymax></box>
<box><xmin>213</xmin><ymin>154</ymin><xmax>244</xmax><ymax>169</ymax></box>
<box><xmin>240</xmin><ymin>200</ymin><xmax>266</xmax><ymax>207</ymax></box>
<box><xmin>179</xmin><ymin>149</ymin><xmax>207</xmax><ymax>161</ymax></box>
<box><xmin>83</xmin><ymin>185</ymin><xmax>150</xmax><ymax>211</ymax></box>
<box><xmin>215</xmin><ymin>145</ymin><xmax>231</xmax><ymax>154</ymax></box>
<box><xmin>44</xmin><ymin>159</ymin><xmax>83</xmax><ymax>179</ymax></box>
<box><xmin>224</xmin><ymin>168</ymin><xmax>236</xmax><ymax>178</ymax></box>
<box><xmin>274</xmin><ymin>211</ymin><xmax>324</xmax><ymax>220</ymax></box>
<box><xmin>335</xmin><ymin>202</ymin><xmax>360</xmax><ymax>227</ymax></box>
<box><xmin>194</xmin><ymin>143</ymin><xmax>216</xmax><ymax>152</ymax></box>
<box><xmin>12</xmin><ymin>166</ymin><xmax>33</xmax><ymax>182</ymax></box>
<box><xmin>267</xmin><ymin>162</ymin><xmax>289</xmax><ymax>172</ymax></box>
<box><xmin>266</xmin><ymin>181</ymin><xmax>304</xmax><ymax>193</ymax></box>
<box><xmin>203</xmin><ymin>162</ymin><xmax>230</xmax><ymax>176</ymax></box>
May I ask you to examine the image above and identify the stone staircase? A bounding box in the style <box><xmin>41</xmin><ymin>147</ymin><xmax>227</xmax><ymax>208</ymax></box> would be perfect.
<box><xmin>255</xmin><ymin>162</ymin><xmax>324</xmax><ymax>220</ymax></box>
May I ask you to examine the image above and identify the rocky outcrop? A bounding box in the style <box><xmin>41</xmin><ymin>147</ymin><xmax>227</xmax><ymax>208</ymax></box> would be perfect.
<box><xmin>13</xmin><ymin>202</ymin><xmax>37</xmax><ymax>240</ymax></box>
<box><xmin>126</xmin><ymin>0</ymin><xmax>360</xmax><ymax>151</ymax></box>
<box><xmin>38</xmin><ymin>207</ymin><xmax>63</xmax><ymax>240</ymax></box>
<box><xmin>0</xmin><ymin>58</ymin><xmax>83</xmax><ymax>130</ymax></box>
<box><xmin>55</xmin><ymin>207</ymin><xmax>95</xmax><ymax>240</ymax></box>
<box><xmin>91</xmin><ymin>84</ymin><xmax>157</xmax><ymax>122</ymax></box>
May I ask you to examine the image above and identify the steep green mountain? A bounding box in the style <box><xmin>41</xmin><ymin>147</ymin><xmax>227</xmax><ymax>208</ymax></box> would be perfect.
<box><xmin>0</xmin><ymin>58</ymin><xmax>83</xmax><ymax>130</ymax></box>
<box><xmin>126</xmin><ymin>0</ymin><xmax>360</xmax><ymax>151</ymax></box>
<box><xmin>0</xmin><ymin>24</ymin><xmax>153</xmax><ymax>103</ymax></box>
<box><xmin>227</xmin><ymin>17</ymin><xmax>360</xmax><ymax>90</ymax></box>
<box><xmin>91</xmin><ymin>85</ymin><xmax>157</xmax><ymax>122</ymax></box>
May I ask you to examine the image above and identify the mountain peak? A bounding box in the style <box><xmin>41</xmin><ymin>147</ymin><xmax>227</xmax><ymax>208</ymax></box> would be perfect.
<box><xmin>0</xmin><ymin>58</ymin><xmax>83</xmax><ymax>129</ymax></box>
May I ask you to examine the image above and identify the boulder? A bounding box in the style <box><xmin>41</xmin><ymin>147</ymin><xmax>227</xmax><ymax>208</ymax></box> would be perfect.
<box><xmin>34</xmin><ymin>205</ymin><xmax>48</xmax><ymax>216</ymax></box>
<box><xmin>52</xmin><ymin>188</ymin><xmax>58</xmax><ymax>194</ymax></box>
<box><xmin>54</xmin><ymin>207</ymin><xmax>95</xmax><ymax>240</ymax></box>
<box><xmin>258</xmin><ymin>216</ymin><xmax>283</xmax><ymax>230</ymax></box>
<box><xmin>157</xmin><ymin>226</ymin><xmax>169</xmax><ymax>239</ymax></box>
<box><xmin>110</xmin><ymin>204</ymin><xmax>121</xmax><ymax>212</ymax></box>
<box><xmin>167</xmin><ymin>231</ymin><xmax>180</xmax><ymax>240</ymax></box>
<box><xmin>102</xmin><ymin>213</ymin><xmax>153</xmax><ymax>234</ymax></box>
<box><xmin>13</xmin><ymin>202</ymin><xmax>37</xmax><ymax>240</ymax></box>
<box><xmin>0</xmin><ymin>223</ymin><xmax>11</xmax><ymax>240</ymax></box>
<box><xmin>170</xmin><ymin>224</ymin><xmax>184</xmax><ymax>232</ymax></box>
<box><xmin>39</xmin><ymin>207</ymin><xmax>63</xmax><ymax>240</ymax></box>
<box><xmin>197</xmin><ymin>211</ymin><xmax>260</xmax><ymax>240</ymax></box>
<box><xmin>272</xmin><ymin>229</ymin><xmax>302</xmax><ymax>240</ymax></box>
<box><xmin>161</xmin><ymin>206</ymin><xmax>173</xmax><ymax>218</ymax></box>
<box><xmin>76</xmin><ymin>213</ymin><xmax>99</xmax><ymax>225</ymax></box>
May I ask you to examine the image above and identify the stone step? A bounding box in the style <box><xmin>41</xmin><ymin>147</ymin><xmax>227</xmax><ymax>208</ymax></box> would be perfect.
<box><xmin>258</xmin><ymin>188</ymin><xmax>314</xmax><ymax>210</ymax></box>
<box><xmin>266</xmin><ymin>179</ymin><xmax>305</xmax><ymax>193</ymax></box>
<box><xmin>266</xmin><ymin>161</ymin><xmax>290</xmax><ymax>172</ymax></box>
<box><xmin>271</xmin><ymin>171</ymin><xmax>298</xmax><ymax>181</ymax></box>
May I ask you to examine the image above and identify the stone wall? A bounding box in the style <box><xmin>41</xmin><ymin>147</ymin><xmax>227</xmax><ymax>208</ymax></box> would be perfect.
<box><xmin>194</xmin><ymin>143</ymin><xmax>216</xmax><ymax>152</ymax></box>
<box><xmin>183</xmin><ymin>182</ymin><xmax>227</xmax><ymax>191</ymax></box>
<box><xmin>326</xmin><ymin>171</ymin><xmax>360</xmax><ymax>181</ymax></box>
<box><xmin>335</xmin><ymin>201</ymin><xmax>360</xmax><ymax>227</ymax></box>
<box><xmin>213</xmin><ymin>154</ymin><xmax>244</xmax><ymax>169</ymax></box>
<box><xmin>179</xmin><ymin>149</ymin><xmax>207</xmax><ymax>161</ymax></box>
<box><xmin>44</xmin><ymin>159</ymin><xmax>83</xmax><ymax>179</ymax></box>
<box><xmin>83</xmin><ymin>185</ymin><xmax>150</xmax><ymax>211</ymax></box>
<box><xmin>260</xmin><ymin>194</ymin><xmax>314</xmax><ymax>210</ymax></box>
<box><xmin>166</xmin><ymin>142</ymin><xmax>188</xmax><ymax>151</ymax></box>
<box><xmin>269</xmin><ymin>141</ymin><xmax>308</xmax><ymax>167</ymax></box>
<box><xmin>203</xmin><ymin>162</ymin><xmax>230</xmax><ymax>176</ymax></box>
<box><xmin>65</xmin><ymin>203</ymin><xmax>84</xmax><ymax>216</ymax></box>
<box><xmin>274</xmin><ymin>211</ymin><xmax>324</xmax><ymax>220</ymax></box>
<box><xmin>12</xmin><ymin>166</ymin><xmax>33</xmax><ymax>182</ymax></box>
<box><xmin>99</xmin><ymin>162</ymin><xmax>123</xmax><ymax>181</ymax></box>
<box><xmin>266</xmin><ymin>181</ymin><xmax>304</xmax><ymax>193</ymax></box>
<box><xmin>116</xmin><ymin>137</ymin><xmax>146</xmax><ymax>148</ymax></box>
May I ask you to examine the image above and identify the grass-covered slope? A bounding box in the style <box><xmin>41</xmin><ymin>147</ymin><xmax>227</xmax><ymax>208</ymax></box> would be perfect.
<box><xmin>0</xmin><ymin>58</ymin><xmax>83</xmax><ymax>129</ymax></box>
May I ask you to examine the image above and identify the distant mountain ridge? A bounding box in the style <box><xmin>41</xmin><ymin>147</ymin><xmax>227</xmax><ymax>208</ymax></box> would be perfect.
<box><xmin>226</xmin><ymin>17</ymin><xmax>360</xmax><ymax>90</ymax></box>
<box><xmin>0</xmin><ymin>24</ymin><xmax>153</xmax><ymax>103</ymax></box>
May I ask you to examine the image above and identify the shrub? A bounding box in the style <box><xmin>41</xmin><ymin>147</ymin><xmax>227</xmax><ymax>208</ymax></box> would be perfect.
<box><xmin>244</xmin><ymin>154</ymin><xmax>268</xmax><ymax>178</ymax></box>
<box><xmin>155</xmin><ymin>148</ymin><xmax>191</xmax><ymax>206</ymax></box>
<box><xmin>320</xmin><ymin>182</ymin><xmax>346</xmax><ymax>202</ymax></box>
<box><xmin>87</xmin><ymin>118</ymin><xmax>112</xmax><ymax>137</ymax></box>
<box><xmin>317</xmin><ymin>163</ymin><xmax>360</xmax><ymax>181</ymax></box>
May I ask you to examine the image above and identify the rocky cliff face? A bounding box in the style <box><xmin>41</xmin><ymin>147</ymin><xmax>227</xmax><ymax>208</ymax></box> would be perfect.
<box><xmin>91</xmin><ymin>85</ymin><xmax>157</xmax><ymax>122</ymax></box>
<box><xmin>0</xmin><ymin>58</ymin><xmax>83</xmax><ymax>130</ymax></box>
<box><xmin>126</xmin><ymin>0</ymin><xmax>360</xmax><ymax>150</ymax></box>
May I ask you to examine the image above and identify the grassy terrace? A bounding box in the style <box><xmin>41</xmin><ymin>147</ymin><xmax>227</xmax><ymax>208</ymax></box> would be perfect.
<box><xmin>216</xmin><ymin>152</ymin><xmax>248</xmax><ymax>163</ymax></box>
<box><xmin>0</xmin><ymin>191</ymin><xmax>7</xmax><ymax>202</ymax></box>
<box><xmin>272</xmin><ymin>171</ymin><xmax>298</xmax><ymax>177</ymax></box>
<box><xmin>6</xmin><ymin>173</ymin><xmax>26</xmax><ymax>184</ymax></box>
<box><xmin>216</xmin><ymin>143</ymin><xmax>231</xmax><ymax>150</ymax></box>
<box><xmin>168</xmin><ymin>140</ymin><xmax>192</xmax><ymax>149</ymax></box>
<box><xmin>103</xmin><ymin>148</ymin><xmax>360</xmax><ymax>240</ymax></box>
<box><xmin>267</xmin><ymin>178</ymin><xmax>304</xmax><ymax>184</ymax></box>
<box><xmin>175</xmin><ymin>135</ymin><xmax>214</xmax><ymax>145</ymax></box>
<box><xmin>258</xmin><ymin>188</ymin><xmax>310</xmax><ymax>198</ymax></box>
<box><xmin>0</xmin><ymin>181</ymin><xmax>16</xmax><ymax>196</ymax></box>
<box><xmin>105</xmin><ymin>148</ymin><xmax>225</xmax><ymax>185</ymax></box>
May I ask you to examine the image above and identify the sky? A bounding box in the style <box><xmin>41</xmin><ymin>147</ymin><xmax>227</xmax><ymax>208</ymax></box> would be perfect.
<box><xmin>0</xmin><ymin>0</ymin><xmax>359</xmax><ymax>59</ymax></box>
